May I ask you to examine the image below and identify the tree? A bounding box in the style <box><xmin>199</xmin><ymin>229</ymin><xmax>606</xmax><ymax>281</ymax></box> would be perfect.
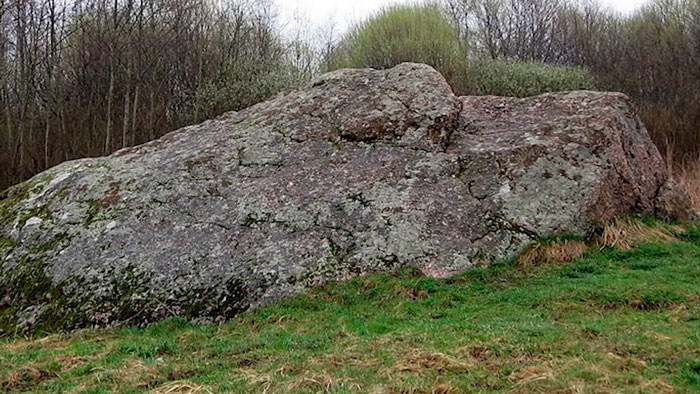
<box><xmin>0</xmin><ymin>0</ymin><xmax>305</xmax><ymax>190</ymax></box>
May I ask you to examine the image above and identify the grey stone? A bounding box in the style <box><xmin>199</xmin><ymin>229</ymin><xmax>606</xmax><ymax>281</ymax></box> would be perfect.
<box><xmin>0</xmin><ymin>63</ymin><xmax>690</xmax><ymax>334</ymax></box>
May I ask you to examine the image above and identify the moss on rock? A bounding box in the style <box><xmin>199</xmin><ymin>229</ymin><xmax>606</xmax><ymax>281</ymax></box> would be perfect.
<box><xmin>0</xmin><ymin>184</ymin><xmax>31</xmax><ymax>228</ymax></box>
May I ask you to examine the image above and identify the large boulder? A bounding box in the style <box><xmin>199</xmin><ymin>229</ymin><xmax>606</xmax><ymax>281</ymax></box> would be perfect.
<box><xmin>0</xmin><ymin>63</ymin><xmax>690</xmax><ymax>334</ymax></box>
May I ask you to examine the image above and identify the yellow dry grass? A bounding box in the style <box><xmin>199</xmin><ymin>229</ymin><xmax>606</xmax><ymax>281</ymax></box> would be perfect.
<box><xmin>675</xmin><ymin>160</ymin><xmax>700</xmax><ymax>213</ymax></box>
<box><xmin>503</xmin><ymin>353</ymin><xmax>679</xmax><ymax>394</ymax></box>
<box><xmin>85</xmin><ymin>358</ymin><xmax>162</xmax><ymax>392</ymax></box>
<box><xmin>639</xmin><ymin>379</ymin><xmax>675</xmax><ymax>394</ymax></box>
<box><xmin>518</xmin><ymin>239</ymin><xmax>589</xmax><ymax>267</ymax></box>
<box><xmin>320</xmin><ymin>352</ymin><xmax>380</xmax><ymax>369</ymax></box>
<box><xmin>599</xmin><ymin>218</ymin><xmax>676</xmax><ymax>250</ymax></box>
<box><xmin>0</xmin><ymin>363</ymin><xmax>57</xmax><ymax>392</ymax></box>
<box><xmin>395</xmin><ymin>350</ymin><xmax>471</xmax><ymax>373</ymax></box>
<box><xmin>368</xmin><ymin>383</ymin><xmax>455</xmax><ymax>394</ymax></box>
<box><xmin>150</xmin><ymin>381</ymin><xmax>213</xmax><ymax>394</ymax></box>
<box><xmin>0</xmin><ymin>333</ymin><xmax>67</xmax><ymax>353</ymax></box>
<box><xmin>508</xmin><ymin>364</ymin><xmax>556</xmax><ymax>387</ymax></box>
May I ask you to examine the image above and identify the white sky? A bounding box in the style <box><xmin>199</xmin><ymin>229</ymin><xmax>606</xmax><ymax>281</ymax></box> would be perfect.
<box><xmin>275</xmin><ymin>0</ymin><xmax>650</xmax><ymax>35</ymax></box>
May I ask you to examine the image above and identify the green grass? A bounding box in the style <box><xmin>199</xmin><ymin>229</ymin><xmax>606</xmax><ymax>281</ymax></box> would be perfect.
<box><xmin>1</xmin><ymin>239</ymin><xmax>699</xmax><ymax>393</ymax></box>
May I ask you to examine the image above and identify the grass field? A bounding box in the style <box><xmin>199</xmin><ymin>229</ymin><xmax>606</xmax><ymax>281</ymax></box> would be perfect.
<box><xmin>1</xmin><ymin>222</ymin><xmax>699</xmax><ymax>393</ymax></box>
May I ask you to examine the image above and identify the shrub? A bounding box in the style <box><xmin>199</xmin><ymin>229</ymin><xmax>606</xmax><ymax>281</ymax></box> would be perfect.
<box><xmin>192</xmin><ymin>61</ymin><xmax>305</xmax><ymax>121</ymax></box>
<box><xmin>325</xmin><ymin>4</ymin><xmax>467</xmax><ymax>82</ymax></box>
<box><xmin>461</xmin><ymin>60</ymin><xmax>598</xmax><ymax>97</ymax></box>
<box><xmin>325</xmin><ymin>4</ymin><xmax>595</xmax><ymax>99</ymax></box>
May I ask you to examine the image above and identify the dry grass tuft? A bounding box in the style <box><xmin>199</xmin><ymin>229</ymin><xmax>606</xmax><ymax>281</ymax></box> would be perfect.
<box><xmin>371</xmin><ymin>383</ymin><xmax>454</xmax><ymax>394</ymax></box>
<box><xmin>519</xmin><ymin>216</ymin><xmax>689</xmax><ymax>267</ymax></box>
<box><xmin>643</xmin><ymin>332</ymin><xmax>672</xmax><ymax>342</ymax></box>
<box><xmin>599</xmin><ymin>219</ymin><xmax>676</xmax><ymax>250</ymax></box>
<box><xmin>98</xmin><ymin>358</ymin><xmax>162</xmax><ymax>391</ymax></box>
<box><xmin>403</xmin><ymin>287</ymin><xmax>430</xmax><ymax>300</ymax></box>
<box><xmin>462</xmin><ymin>344</ymin><xmax>495</xmax><ymax>362</ymax></box>
<box><xmin>676</xmin><ymin>159</ymin><xmax>700</xmax><ymax>213</ymax></box>
<box><xmin>396</xmin><ymin>350</ymin><xmax>471</xmax><ymax>373</ymax></box>
<box><xmin>427</xmin><ymin>383</ymin><xmax>454</xmax><ymax>394</ymax></box>
<box><xmin>0</xmin><ymin>333</ymin><xmax>67</xmax><ymax>353</ymax></box>
<box><xmin>0</xmin><ymin>364</ymin><xmax>58</xmax><ymax>392</ymax></box>
<box><xmin>565</xmin><ymin>353</ymin><xmax>669</xmax><ymax>393</ymax></box>
<box><xmin>150</xmin><ymin>382</ymin><xmax>212</xmax><ymax>394</ymax></box>
<box><xmin>639</xmin><ymin>378</ymin><xmax>675</xmax><ymax>394</ymax></box>
<box><xmin>603</xmin><ymin>352</ymin><xmax>648</xmax><ymax>371</ymax></box>
<box><xmin>236</xmin><ymin>366</ymin><xmax>361</xmax><ymax>393</ymax></box>
<box><xmin>518</xmin><ymin>239</ymin><xmax>589</xmax><ymax>267</ymax></box>
<box><xmin>298</xmin><ymin>372</ymin><xmax>361</xmax><ymax>392</ymax></box>
<box><xmin>321</xmin><ymin>352</ymin><xmax>379</xmax><ymax>369</ymax></box>
<box><xmin>54</xmin><ymin>355</ymin><xmax>95</xmax><ymax>373</ymax></box>
<box><xmin>272</xmin><ymin>371</ymin><xmax>362</xmax><ymax>393</ymax></box>
<box><xmin>508</xmin><ymin>364</ymin><xmax>555</xmax><ymax>387</ymax></box>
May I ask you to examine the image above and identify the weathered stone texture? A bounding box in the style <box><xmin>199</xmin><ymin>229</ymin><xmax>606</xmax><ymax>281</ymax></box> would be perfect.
<box><xmin>0</xmin><ymin>63</ymin><xmax>690</xmax><ymax>334</ymax></box>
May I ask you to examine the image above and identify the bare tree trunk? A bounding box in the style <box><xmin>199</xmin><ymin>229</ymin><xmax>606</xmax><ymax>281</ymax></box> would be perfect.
<box><xmin>194</xmin><ymin>43</ymin><xmax>204</xmax><ymax>123</ymax></box>
<box><xmin>0</xmin><ymin>0</ymin><xmax>298</xmax><ymax>189</ymax></box>
<box><xmin>4</xmin><ymin>89</ymin><xmax>12</xmax><ymax>182</ymax></box>
<box><xmin>131</xmin><ymin>85</ymin><xmax>139</xmax><ymax>146</ymax></box>
<box><xmin>122</xmin><ymin>56</ymin><xmax>133</xmax><ymax>148</ymax></box>
<box><xmin>122</xmin><ymin>87</ymin><xmax>130</xmax><ymax>148</ymax></box>
<box><xmin>105</xmin><ymin>0</ymin><xmax>118</xmax><ymax>155</ymax></box>
<box><xmin>15</xmin><ymin>0</ymin><xmax>26</xmax><ymax>177</ymax></box>
<box><xmin>86</xmin><ymin>89</ymin><xmax>94</xmax><ymax>156</ymax></box>
<box><xmin>105</xmin><ymin>60</ymin><xmax>114</xmax><ymax>154</ymax></box>
<box><xmin>4</xmin><ymin>92</ymin><xmax>10</xmax><ymax>147</ymax></box>
<box><xmin>60</xmin><ymin>108</ymin><xmax>67</xmax><ymax>161</ymax></box>
<box><xmin>148</xmin><ymin>89</ymin><xmax>155</xmax><ymax>141</ymax></box>
<box><xmin>44</xmin><ymin>115</ymin><xmax>50</xmax><ymax>169</ymax></box>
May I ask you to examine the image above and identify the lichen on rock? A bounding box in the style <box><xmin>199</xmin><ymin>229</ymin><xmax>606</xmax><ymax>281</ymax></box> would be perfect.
<box><xmin>0</xmin><ymin>63</ymin><xmax>691</xmax><ymax>334</ymax></box>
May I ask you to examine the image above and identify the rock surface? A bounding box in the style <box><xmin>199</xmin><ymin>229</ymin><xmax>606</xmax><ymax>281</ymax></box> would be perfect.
<box><xmin>0</xmin><ymin>63</ymin><xmax>690</xmax><ymax>334</ymax></box>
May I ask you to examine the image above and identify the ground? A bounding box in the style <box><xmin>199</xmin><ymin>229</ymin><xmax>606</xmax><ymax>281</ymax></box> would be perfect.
<box><xmin>0</xmin><ymin>222</ymin><xmax>699</xmax><ymax>393</ymax></box>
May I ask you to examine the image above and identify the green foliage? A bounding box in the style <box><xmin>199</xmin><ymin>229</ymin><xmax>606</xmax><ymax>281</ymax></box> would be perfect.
<box><xmin>191</xmin><ymin>62</ymin><xmax>305</xmax><ymax>122</ymax></box>
<box><xmin>463</xmin><ymin>60</ymin><xmax>598</xmax><ymax>97</ymax></box>
<box><xmin>325</xmin><ymin>4</ymin><xmax>596</xmax><ymax>98</ymax></box>
<box><xmin>2</xmin><ymin>233</ymin><xmax>699</xmax><ymax>392</ymax></box>
<box><xmin>325</xmin><ymin>4</ymin><xmax>467</xmax><ymax>81</ymax></box>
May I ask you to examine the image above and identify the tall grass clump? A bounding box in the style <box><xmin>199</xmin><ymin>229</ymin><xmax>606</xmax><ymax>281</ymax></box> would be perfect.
<box><xmin>325</xmin><ymin>4</ymin><xmax>467</xmax><ymax>83</ymax></box>
<box><xmin>464</xmin><ymin>60</ymin><xmax>598</xmax><ymax>97</ymax></box>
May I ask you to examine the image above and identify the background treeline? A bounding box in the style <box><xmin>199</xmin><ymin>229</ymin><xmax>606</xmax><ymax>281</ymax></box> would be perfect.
<box><xmin>329</xmin><ymin>0</ymin><xmax>700</xmax><ymax>167</ymax></box>
<box><xmin>444</xmin><ymin>0</ymin><xmax>700</xmax><ymax>167</ymax></box>
<box><xmin>0</xmin><ymin>0</ymin><xmax>310</xmax><ymax>189</ymax></box>
<box><xmin>1</xmin><ymin>0</ymin><xmax>699</xmax><ymax>190</ymax></box>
